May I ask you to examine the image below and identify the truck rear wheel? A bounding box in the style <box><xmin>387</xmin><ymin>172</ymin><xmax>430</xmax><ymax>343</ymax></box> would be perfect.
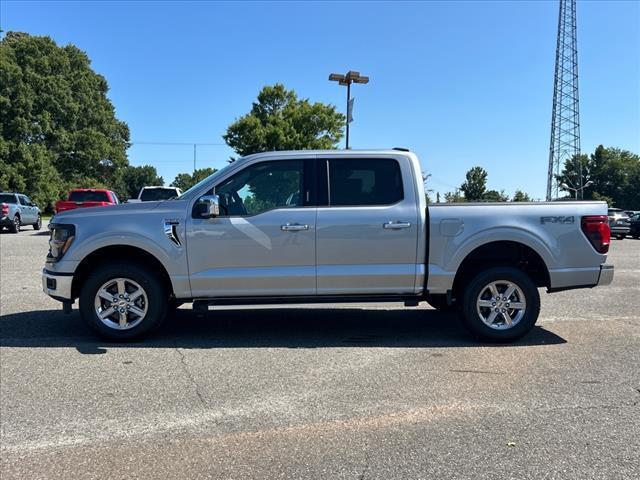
<box><xmin>462</xmin><ymin>267</ymin><xmax>540</xmax><ymax>342</ymax></box>
<box><xmin>79</xmin><ymin>262</ymin><xmax>168</xmax><ymax>341</ymax></box>
<box><xmin>9</xmin><ymin>215</ymin><xmax>20</xmax><ymax>233</ymax></box>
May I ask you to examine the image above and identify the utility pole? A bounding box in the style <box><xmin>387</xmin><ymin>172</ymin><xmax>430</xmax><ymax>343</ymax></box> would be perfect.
<box><xmin>328</xmin><ymin>70</ymin><xmax>369</xmax><ymax>149</ymax></box>
<box><xmin>547</xmin><ymin>0</ymin><xmax>581</xmax><ymax>201</ymax></box>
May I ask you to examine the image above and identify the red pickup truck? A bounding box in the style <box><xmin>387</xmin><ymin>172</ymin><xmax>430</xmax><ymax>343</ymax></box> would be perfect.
<box><xmin>55</xmin><ymin>189</ymin><xmax>120</xmax><ymax>214</ymax></box>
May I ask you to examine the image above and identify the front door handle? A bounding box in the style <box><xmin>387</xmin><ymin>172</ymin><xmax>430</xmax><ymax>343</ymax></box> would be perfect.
<box><xmin>383</xmin><ymin>221</ymin><xmax>411</xmax><ymax>230</ymax></box>
<box><xmin>281</xmin><ymin>223</ymin><xmax>309</xmax><ymax>232</ymax></box>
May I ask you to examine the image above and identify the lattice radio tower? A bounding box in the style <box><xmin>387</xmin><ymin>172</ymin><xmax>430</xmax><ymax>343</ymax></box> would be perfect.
<box><xmin>547</xmin><ymin>0</ymin><xmax>581</xmax><ymax>201</ymax></box>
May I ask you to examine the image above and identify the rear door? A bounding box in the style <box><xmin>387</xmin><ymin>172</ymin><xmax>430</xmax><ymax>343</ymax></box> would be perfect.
<box><xmin>315</xmin><ymin>155</ymin><xmax>419</xmax><ymax>295</ymax></box>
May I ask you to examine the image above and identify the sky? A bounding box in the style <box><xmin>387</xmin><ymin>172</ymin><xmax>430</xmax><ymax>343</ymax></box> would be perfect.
<box><xmin>1</xmin><ymin>0</ymin><xmax>639</xmax><ymax>200</ymax></box>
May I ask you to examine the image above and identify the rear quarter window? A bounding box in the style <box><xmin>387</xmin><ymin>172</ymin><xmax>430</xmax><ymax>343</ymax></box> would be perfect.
<box><xmin>0</xmin><ymin>194</ymin><xmax>17</xmax><ymax>203</ymax></box>
<box><xmin>140</xmin><ymin>188</ymin><xmax>177</xmax><ymax>201</ymax></box>
<box><xmin>69</xmin><ymin>191</ymin><xmax>110</xmax><ymax>202</ymax></box>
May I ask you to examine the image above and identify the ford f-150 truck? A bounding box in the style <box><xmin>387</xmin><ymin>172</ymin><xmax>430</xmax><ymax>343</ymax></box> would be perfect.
<box><xmin>1</xmin><ymin>192</ymin><xmax>42</xmax><ymax>232</ymax></box>
<box><xmin>42</xmin><ymin>149</ymin><xmax>614</xmax><ymax>342</ymax></box>
<box><xmin>55</xmin><ymin>189</ymin><xmax>120</xmax><ymax>214</ymax></box>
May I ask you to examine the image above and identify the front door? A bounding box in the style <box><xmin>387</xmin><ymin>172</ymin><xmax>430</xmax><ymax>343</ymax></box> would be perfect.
<box><xmin>186</xmin><ymin>158</ymin><xmax>316</xmax><ymax>298</ymax></box>
<box><xmin>316</xmin><ymin>156</ymin><xmax>419</xmax><ymax>295</ymax></box>
<box><xmin>18</xmin><ymin>195</ymin><xmax>36</xmax><ymax>224</ymax></box>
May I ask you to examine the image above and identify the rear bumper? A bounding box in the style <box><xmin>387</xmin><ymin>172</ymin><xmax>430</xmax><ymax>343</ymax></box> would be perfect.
<box><xmin>42</xmin><ymin>269</ymin><xmax>73</xmax><ymax>301</ymax></box>
<box><xmin>0</xmin><ymin>216</ymin><xmax>14</xmax><ymax>226</ymax></box>
<box><xmin>597</xmin><ymin>264</ymin><xmax>614</xmax><ymax>286</ymax></box>
<box><xmin>610</xmin><ymin>226</ymin><xmax>630</xmax><ymax>235</ymax></box>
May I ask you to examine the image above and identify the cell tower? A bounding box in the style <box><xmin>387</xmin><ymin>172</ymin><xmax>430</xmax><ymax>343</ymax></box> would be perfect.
<box><xmin>546</xmin><ymin>0</ymin><xmax>581</xmax><ymax>201</ymax></box>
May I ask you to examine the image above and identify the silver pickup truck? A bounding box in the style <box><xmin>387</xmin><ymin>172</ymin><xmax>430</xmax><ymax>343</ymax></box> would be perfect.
<box><xmin>1</xmin><ymin>192</ymin><xmax>42</xmax><ymax>232</ymax></box>
<box><xmin>42</xmin><ymin>149</ymin><xmax>614</xmax><ymax>342</ymax></box>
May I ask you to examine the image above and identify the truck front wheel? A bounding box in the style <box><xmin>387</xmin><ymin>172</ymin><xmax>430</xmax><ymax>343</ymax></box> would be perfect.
<box><xmin>461</xmin><ymin>267</ymin><xmax>540</xmax><ymax>342</ymax></box>
<box><xmin>79</xmin><ymin>262</ymin><xmax>168</xmax><ymax>341</ymax></box>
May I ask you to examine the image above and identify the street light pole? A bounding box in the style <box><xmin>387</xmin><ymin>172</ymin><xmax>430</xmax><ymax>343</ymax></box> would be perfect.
<box><xmin>560</xmin><ymin>181</ymin><xmax>593</xmax><ymax>200</ymax></box>
<box><xmin>329</xmin><ymin>70</ymin><xmax>369</xmax><ymax>149</ymax></box>
<box><xmin>346</xmin><ymin>81</ymin><xmax>351</xmax><ymax>150</ymax></box>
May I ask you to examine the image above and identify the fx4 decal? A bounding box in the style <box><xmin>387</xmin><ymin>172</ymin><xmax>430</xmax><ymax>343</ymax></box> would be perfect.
<box><xmin>540</xmin><ymin>216</ymin><xmax>575</xmax><ymax>225</ymax></box>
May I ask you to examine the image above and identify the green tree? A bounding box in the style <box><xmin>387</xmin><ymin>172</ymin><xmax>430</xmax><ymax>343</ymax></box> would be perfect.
<box><xmin>170</xmin><ymin>167</ymin><xmax>217</xmax><ymax>191</ymax></box>
<box><xmin>557</xmin><ymin>145</ymin><xmax>640</xmax><ymax>208</ymax></box>
<box><xmin>512</xmin><ymin>190</ymin><xmax>532</xmax><ymax>202</ymax></box>
<box><xmin>122</xmin><ymin>165</ymin><xmax>164</xmax><ymax>199</ymax></box>
<box><xmin>460</xmin><ymin>166</ymin><xmax>488</xmax><ymax>201</ymax></box>
<box><xmin>0</xmin><ymin>32</ymin><xmax>130</xmax><ymax>211</ymax></box>
<box><xmin>444</xmin><ymin>190</ymin><xmax>466</xmax><ymax>203</ymax></box>
<box><xmin>223</xmin><ymin>84</ymin><xmax>345</xmax><ymax>158</ymax></box>
<box><xmin>483</xmin><ymin>189</ymin><xmax>509</xmax><ymax>202</ymax></box>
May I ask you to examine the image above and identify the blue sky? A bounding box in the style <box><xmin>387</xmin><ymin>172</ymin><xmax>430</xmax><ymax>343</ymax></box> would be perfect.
<box><xmin>2</xmin><ymin>1</ymin><xmax>639</xmax><ymax>199</ymax></box>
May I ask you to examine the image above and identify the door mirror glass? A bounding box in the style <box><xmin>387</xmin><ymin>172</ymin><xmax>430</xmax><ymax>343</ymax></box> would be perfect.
<box><xmin>196</xmin><ymin>195</ymin><xmax>220</xmax><ymax>218</ymax></box>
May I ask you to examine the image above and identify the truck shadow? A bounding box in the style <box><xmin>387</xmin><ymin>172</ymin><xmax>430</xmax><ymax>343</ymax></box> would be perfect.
<box><xmin>0</xmin><ymin>307</ymin><xmax>566</xmax><ymax>354</ymax></box>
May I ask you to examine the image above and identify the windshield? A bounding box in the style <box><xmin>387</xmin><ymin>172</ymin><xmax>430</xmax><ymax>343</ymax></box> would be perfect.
<box><xmin>0</xmin><ymin>194</ymin><xmax>17</xmax><ymax>203</ymax></box>
<box><xmin>140</xmin><ymin>188</ymin><xmax>178</xmax><ymax>201</ymax></box>
<box><xmin>69</xmin><ymin>191</ymin><xmax>109</xmax><ymax>202</ymax></box>
<box><xmin>178</xmin><ymin>162</ymin><xmax>236</xmax><ymax>199</ymax></box>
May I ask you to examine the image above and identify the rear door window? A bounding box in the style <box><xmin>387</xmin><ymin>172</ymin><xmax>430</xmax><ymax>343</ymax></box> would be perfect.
<box><xmin>327</xmin><ymin>158</ymin><xmax>403</xmax><ymax>206</ymax></box>
<box><xmin>0</xmin><ymin>194</ymin><xmax>17</xmax><ymax>203</ymax></box>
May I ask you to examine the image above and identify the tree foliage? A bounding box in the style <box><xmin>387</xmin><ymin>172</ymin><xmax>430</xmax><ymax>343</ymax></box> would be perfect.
<box><xmin>444</xmin><ymin>190</ymin><xmax>466</xmax><ymax>203</ymax></box>
<box><xmin>512</xmin><ymin>189</ymin><xmax>532</xmax><ymax>202</ymax></box>
<box><xmin>122</xmin><ymin>165</ymin><xmax>163</xmax><ymax>199</ymax></box>
<box><xmin>170</xmin><ymin>167</ymin><xmax>217</xmax><ymax>191</ymax></box>
<box><xmin>483</xmin><ymin>189</ymin><xmax>509</xmax><ymax>202</ymax></box>
<box><xmin>557</xmin><ymin>145</ymin><xmax>640</xmax><ymax>208</ymax></box>
<box><xmin>460</xmin><ymin>166</ymin><xmax>488</xmax><ymax>201</ymax></box>
<box><xmin>223</xmin><ymin>84</ymin><xmax>345</xmax><ymax>158</ymax></box>
<box><xmin>0</xmin><ymin>32</ymin><xmax>130</xmax><ymax>211</ymax></box>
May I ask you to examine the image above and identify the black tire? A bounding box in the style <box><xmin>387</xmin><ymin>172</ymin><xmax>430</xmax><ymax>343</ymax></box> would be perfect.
<box><xmin>79</xmin><ymin>262</ymin><xmax>168</xmax><ymax>341</ymax></box>
<box><xmin>616</xmin><ymin>235</ymin><xmax>625</xmax><ymax>240</ymax></box>
<box><xmin>425</xmin><ymin>294</ymin><xmax>459</xmax><ymax>312</ymax></box>
<box><xmin>462</xmin><ymin>267</ymin><xmax>540</xmax><ymax>342</ymax></box>
<box><xmin>9</xmin><ymin>215</ymin><xmax>20</xmax><ymax>233</ymax></box>
<box><xmin>33</xmin><ymin>214</ymin><xmax>42</xmax><ymax>230</ymax></box>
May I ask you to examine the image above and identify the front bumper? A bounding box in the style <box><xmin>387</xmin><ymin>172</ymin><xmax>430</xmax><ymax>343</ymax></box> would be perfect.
<box><xmin>42</xmin><ymin>269</ymin><xmax>74</xmax><ymax>301</ymax></box>
<box><xmin>597</xmin><ymin>264</ymin><xmax>614</xmax><ymax>287</ymax></box>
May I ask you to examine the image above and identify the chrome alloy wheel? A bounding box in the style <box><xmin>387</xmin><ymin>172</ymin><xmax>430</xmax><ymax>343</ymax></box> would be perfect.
<box><xmin>476</xmin><ymin>280</ymin><xmax>526</xmax><ymax>330</ymax></box>
<box><xmin>94</xmin><ymin>277</ymin><xmax>148</xmax><ymax>330</ymax></box>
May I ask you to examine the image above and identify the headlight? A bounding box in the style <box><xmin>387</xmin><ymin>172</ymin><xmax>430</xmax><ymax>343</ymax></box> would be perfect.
<box><xmin>47</xmin><ymin>224</ymin><xmax>76</xmax><ymax>262</ymax></box>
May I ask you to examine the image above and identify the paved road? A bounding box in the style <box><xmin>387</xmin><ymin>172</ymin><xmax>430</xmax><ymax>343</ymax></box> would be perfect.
<box><xmin>1</xmin><ymin>229</ymin><xmax>638</xmax><ymax>479</ymax></box>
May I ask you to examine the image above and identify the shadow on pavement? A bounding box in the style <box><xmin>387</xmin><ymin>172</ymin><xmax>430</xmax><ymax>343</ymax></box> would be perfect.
<box><xmin>0</xmin><ymin>307</ymin><xmax>566</xmax><ymax>353</ymax></box>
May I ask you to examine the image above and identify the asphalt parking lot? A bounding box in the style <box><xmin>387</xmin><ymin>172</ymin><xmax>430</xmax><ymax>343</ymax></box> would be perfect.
<box><xmin>1</xmin><ymin>229</ymin><xmax>638</xmax><ymax>479</ymax></box>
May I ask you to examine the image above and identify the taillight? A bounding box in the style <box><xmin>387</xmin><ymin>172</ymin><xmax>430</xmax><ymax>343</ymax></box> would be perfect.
<box><xmin>1</xmin><ymin>203</ymin><xmax>8</xmax><ymax>216</ymax></box>
<box><xmin>581</xmin><ymin>215</ymin><xmax>610</xmax><ymax>254</ymax></box>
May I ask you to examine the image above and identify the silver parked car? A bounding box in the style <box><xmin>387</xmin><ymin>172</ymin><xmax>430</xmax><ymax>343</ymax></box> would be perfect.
<box><xmin>0</xmin><ymin>192</ymin><xmax>42</xmax><ymax>232</ymax></box>
<box><xmin>43</xmin><ymin>149</ymin><xmax>614</xmax><ymax>342</ymax></box>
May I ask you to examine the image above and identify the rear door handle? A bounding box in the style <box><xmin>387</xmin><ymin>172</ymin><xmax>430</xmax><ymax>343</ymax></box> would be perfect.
<box><xmin>383</xmin><ymin>221</ymin><xmax>411</xmax><ymax>229</ymax></box>
<box><xmin>281</xmin><ymin>223</ymin><xmax>309</xmax><ymax>232</ymax></box>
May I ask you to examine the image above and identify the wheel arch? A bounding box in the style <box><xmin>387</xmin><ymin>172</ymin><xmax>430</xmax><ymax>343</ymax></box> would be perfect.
<box><xmin>72</xmin><ymin>245</ymin><xmax>174</xmax><ymax>299</ymax></box>
<box><xmin>451</xmin><ymin>240</ymin><xmax>551</xmax><ymax>301</ymax></box>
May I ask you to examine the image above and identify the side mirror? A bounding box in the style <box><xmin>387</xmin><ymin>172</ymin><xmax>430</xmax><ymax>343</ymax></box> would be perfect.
<box><xmin>196</xmin><ymin>195</ymin><xmax>220</xmax><ymax>218</ymax></box>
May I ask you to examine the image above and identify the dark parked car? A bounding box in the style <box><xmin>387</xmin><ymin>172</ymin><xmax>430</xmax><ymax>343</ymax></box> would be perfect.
<box><xmin>629</xmin><ymin>213</ymin><xmax>640</xmax><ymax>239</ymax></box>
<box><xmin>608</xmin><ymin>208</ymin><xmax>631</xmax><ymax>240</ymax></box>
